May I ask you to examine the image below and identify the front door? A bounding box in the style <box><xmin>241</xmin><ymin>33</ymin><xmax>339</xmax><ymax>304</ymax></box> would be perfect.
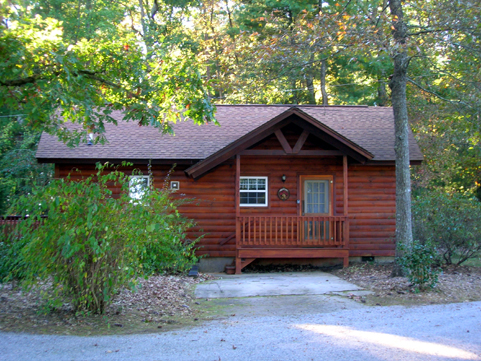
<box><xmin>300</xmin><ymin>176</ymin><xmax>333</xmax><ymax>242</ymax></box>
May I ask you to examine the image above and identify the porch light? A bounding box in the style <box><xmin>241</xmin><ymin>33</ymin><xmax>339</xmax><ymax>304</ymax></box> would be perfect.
<box><xmin>281</xmin><ymin>174</ymin><xmax>286</xmax><ymax>182</ymax></box>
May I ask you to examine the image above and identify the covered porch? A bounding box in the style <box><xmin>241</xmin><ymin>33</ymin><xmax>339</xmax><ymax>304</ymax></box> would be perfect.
<box><xmin>184</xmin><ymin>108</ymin><xmax>373</xmax><ymax>274</ymax></box>
<box><xmin>233</xmin><ymin>151</ymin><xmax>351</xmax><ymax>274</ymax></box>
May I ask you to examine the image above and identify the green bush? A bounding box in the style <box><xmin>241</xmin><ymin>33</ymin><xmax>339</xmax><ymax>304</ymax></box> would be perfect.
<box><xmin>412</xmin><ymin>190</ymin><xmax>481</xmax><ymax>266</ymax></box>
<box><xmin>398</xmin><ymin>240</ymin><xmax>440</xmax><ymax>290</ymax></box>
<box><xmin>3</xmin><ymin>163</ymin><xmax>198</xmax><ymax>314</ymax></box>
<box><xmin>0</xmin><ymin>226</ymin><xmax>28</xmax><ymax>283</ymax></box>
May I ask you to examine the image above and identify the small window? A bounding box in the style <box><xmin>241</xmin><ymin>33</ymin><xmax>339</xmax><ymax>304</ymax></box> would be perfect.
<box><xmin>240</xmin><ymin>177</ymin><xmax>268</xmax><ymax>207</ymax></box>
<box><xmin>129</xmin><ymin>176</ymin><xmax>150</xmax><ymax>200</ymax></box>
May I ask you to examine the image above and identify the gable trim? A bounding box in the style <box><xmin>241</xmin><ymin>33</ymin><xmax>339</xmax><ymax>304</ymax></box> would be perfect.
<box><xmin>292</xmin><ymin>130</ymin><xmax>310</xmax><ymax>154</ymax></box>
<box><xmin>185</xmin><ymin>107</ymin><xmax>374</xmax><ymax>179</ymax></box>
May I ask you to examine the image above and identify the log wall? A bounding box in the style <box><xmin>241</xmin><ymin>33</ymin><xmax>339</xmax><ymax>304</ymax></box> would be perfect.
<box><xmin>57</xmin><ymin>160</ymin><xmax>396</xmax><ymax>259</ymax></box>
<box><xmin>347</xmin><ymin>165</ymin><xmax>396</xmax><ymax>257</ymax></box>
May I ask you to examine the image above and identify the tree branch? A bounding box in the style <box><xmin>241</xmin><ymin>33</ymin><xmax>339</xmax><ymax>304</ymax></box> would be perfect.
<box><xmin>0</xmin><ymin>69</ymin><xmax>102</xmax><ymax>87</ymax></box>
<box><xmin>407</xmin><ymin>28</ymin><xmax>453</xmax><ymax>36</ymax></box>
<box><xmin>151</xmin><ymin>0</ymin><xmax>159</xmax><ymax>19</ymax></box>
<box><xmin>0</xmin><ymin>75</ymin><xmax>41</xmax><ymax>87</ymax></box>
<box><xmin>0</xmin><ymin>70</ymin><xmax>140</xmax><ymax>100</ymax></box>
<box><xmin>407</xmin><ymin>77</ymin><xmax>471</xmax><ymax>108</ymax></box>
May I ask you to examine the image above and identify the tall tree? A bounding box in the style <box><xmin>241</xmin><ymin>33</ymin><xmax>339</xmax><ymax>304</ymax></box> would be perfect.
<box><xmin>0</xmin><ymin>1</ymin><xmax>216</xmax><ymax>146</ymax></box>
<box><xmin>388</xmin><ymin>0</ymin><xmax>413</xmax><ymax>274</ymax></box>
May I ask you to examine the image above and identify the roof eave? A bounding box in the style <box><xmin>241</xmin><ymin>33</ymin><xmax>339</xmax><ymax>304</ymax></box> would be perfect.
<box><xmin>37</xmin><ymin>157</ymin><xmax>201</xmax><ymax>165</ymax></box>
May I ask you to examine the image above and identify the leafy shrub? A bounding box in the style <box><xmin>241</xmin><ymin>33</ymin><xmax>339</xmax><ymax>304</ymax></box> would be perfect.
<box><xmin>397</xmin><ymin>240</ymin><xmax>440</xmax><ymax>290</ymax></box>
<box><xmin>0</xmin><ymin>226</ymin><xmax>28</xmax><ymax>282</ymax></box>
<box><xmin>3</xmin><ymin>163</ymin><xmax>198</xmax><ymax>314</ymax></box>
<box><xmin>412</xmin><ymin>190</ymin><xmax>481</xmax><ymax>266</ymax></box>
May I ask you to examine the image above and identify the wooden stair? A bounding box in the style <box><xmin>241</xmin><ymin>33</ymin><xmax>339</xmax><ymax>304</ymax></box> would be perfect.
<box><xmin>225</xmin><ymin>258</ymin><xmax>256</xmax><ymax>274</ymax></box>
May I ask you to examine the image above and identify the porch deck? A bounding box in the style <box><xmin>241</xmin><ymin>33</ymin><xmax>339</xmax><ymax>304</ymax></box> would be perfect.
<box><xmin>235</xmin><ymin>215</ymin><xmax>349</xmax><ymax>273</ymax></box>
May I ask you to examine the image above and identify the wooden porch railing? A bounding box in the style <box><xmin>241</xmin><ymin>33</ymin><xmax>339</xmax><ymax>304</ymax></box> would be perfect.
<box><xmin>237</xmin><ymin>215</ymin><xmax>347</xmax><ymax>248</ymax></box>
<box><xmin>0</xmin><ymin>216</ymin><xmax>45</xmax><ymax>238</ymax></box>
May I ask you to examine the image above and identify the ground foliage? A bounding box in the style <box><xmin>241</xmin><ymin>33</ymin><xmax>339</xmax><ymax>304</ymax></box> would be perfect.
<box><xmin>334</xmin><ymin>262</ymin><xmax>481</xmax><ymax>306</ymax></box>
<box><xmin>412</xmin><ymin>190</ymin><xmax>481</xmax><ymax>266</ymax></box>
<box><xmin>0</xmin><ymin>273</ymin><xmax>216</xmax><ymax>335</ymax></box>
<box><xmin>397</xmin><ymin>240</ymin><xmax>440</xmax><ymax>290</ymax></box>
<box><xmin>1</xmin><ymin>163</ymin><xmax>199</xmax><ymax>314</ymax></box>
<box><xmin>0</xmin><ymin>116</ymin><xmax>53</xmax><ymax>214</ymax></box>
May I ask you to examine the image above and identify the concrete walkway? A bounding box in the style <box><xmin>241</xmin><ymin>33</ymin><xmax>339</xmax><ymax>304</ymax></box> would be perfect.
<box><xmin>195</xmin><ymin>271</ymin><xmax>362</xmax><ymax>299</ymax></box>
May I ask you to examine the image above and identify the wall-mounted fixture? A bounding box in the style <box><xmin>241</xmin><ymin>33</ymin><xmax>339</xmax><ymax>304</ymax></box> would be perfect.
<box><xmin>87</xmin><ymin>133</ymin><xmax>94</xmax><ymax>146</ymax></box>
<box><xmin>170</xmin><ymin>181</ymin><xmax>180</xmax><ymax>190</ymax></box>
<box><xmin>281</xmin><ymin>174</ymin><xmax>286</xmax><ymax>183</ymax></box>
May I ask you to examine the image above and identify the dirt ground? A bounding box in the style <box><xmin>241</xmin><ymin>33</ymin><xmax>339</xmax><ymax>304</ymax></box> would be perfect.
<box><xmin>1</xmin><ymin>262</ymin><xmax>480</xmax><ymax>335</ymax></box>
<box><xmin>0</xmin><ymin>274</ymin><xmax>216</xmax><ymax>335</ymax></box>
<box><xmin>332</xmin><ymin>262</ymin><xmax>481</xmax><ymax>306</ymax></box>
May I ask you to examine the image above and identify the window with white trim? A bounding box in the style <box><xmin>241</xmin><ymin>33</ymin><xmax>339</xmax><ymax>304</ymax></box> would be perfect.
<box><xmin>129</xmin><ymin>176</ymin><xmax>150</xmax><ymax>200</ymax></box>
<box><xmin>240</xmin><ymin>177</ymin><xmax>268</xmax><ymax>207</ymax></box>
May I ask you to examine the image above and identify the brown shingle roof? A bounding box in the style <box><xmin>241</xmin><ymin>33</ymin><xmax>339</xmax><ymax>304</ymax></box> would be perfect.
<box><xmin>36</xmin><ymin>105</ymin><xmax>423</xmax><ymax>163</ymax></box>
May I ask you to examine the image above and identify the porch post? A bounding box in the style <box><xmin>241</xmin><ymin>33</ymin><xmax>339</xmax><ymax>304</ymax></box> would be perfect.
<box><xmin>343</xmin><ymin>155</ymin><xmax>350</xmax><ymax>267</ymax></box>
<box><xmin>235</xmin><ymin>154</ymin><xmax>241</xmax><ymax>274</ymax></box>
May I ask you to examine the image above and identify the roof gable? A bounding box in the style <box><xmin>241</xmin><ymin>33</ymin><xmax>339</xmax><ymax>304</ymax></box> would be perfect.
<box><xmin>185</xmin><ymin>107</ymin><xmax>374</xmax><ymax>179</ymax></box>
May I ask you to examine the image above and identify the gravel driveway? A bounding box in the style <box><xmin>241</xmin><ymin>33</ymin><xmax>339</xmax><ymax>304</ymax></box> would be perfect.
<box><xmin>1</xmin><ymin>301</ymin><xmax>480</xmax><ymax>361</ymax></box>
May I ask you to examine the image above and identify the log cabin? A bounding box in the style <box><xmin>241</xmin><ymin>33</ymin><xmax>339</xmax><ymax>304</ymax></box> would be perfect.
<box><xmin>36</xmin><ymin>105</ymin><xmax>423</xmax><ymax>273</ymax></box>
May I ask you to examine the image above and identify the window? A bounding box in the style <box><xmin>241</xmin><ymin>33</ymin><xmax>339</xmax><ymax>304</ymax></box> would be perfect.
<box><xmin>129</xmin><ymin>176</ymin><xmax>150</xmax><ymax>200</ymax></box>
<box><xmin>240</xmin><ymin>177</ymin><xmax>268</xmax><ymax>207</ymax></box>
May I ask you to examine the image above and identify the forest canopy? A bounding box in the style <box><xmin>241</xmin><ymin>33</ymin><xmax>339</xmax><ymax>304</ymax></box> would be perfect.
<box><xmin>0</xmin><ymin>0</ymin><xmax>480</xmax><ymax>212</ymax></box>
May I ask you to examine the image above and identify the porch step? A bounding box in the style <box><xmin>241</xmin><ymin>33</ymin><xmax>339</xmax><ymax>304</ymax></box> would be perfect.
<box><xmin>226</xmin><ymin>258</ymin><xmax>257</xmax><ymax>274</ymax></box>
<box><xmin>225</xmin><ymin>265</ymin><xmax>236</xmax><ymax>274</ymax></box>
<box><xmin>234</xmin><ymin>258</ymin><xmax>256</xmax><ymax>274</ymax></box>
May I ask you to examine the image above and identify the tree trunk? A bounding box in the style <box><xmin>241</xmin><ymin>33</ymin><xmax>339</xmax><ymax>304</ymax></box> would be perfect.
<box><xmin>306</xmin><ymin>59</ymin><xmax>317</xmax><ymax>104</ymax></box>
<box><xmin>389</xmin><ymin>0</ymin><xmax>413</xmax><ymax>276</ymax></box>
<box><xmin>320</xmin><ymin>59</ymin><xmax>328</xmax><ymax>105</ymax></box>
<box><xmin>377</xmin><ymin>76</ymin><xmax>389</xmax><ymax>106</ymax></box>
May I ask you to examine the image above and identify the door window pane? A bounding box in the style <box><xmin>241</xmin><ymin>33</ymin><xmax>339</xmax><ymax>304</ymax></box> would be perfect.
<box><xmin>304</xmin><ymin>180</ymin><xmax>329</xmax><ymax>214</ymax></box>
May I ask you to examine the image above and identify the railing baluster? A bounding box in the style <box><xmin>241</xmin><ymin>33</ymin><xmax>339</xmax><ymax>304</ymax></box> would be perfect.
<box><xmin>259</xmin><ymin>216</ymin><xmax>262</xmax><ymax>246</ymax></box>
<box><xmin>259</xmin><ymin>217</ymin><xmax>261</xmax><ymax>246</ymax></box>
<box><xmin>289</xmin><ymin>217</ymin><xmax>294</xmax><ymax>244</ymax></box>
<box><xmin>264</xmin><ymin>217</ymin><xmax>266</xmax><ymax>245</ymax></box>
<box><xmin>306</xmin><ymin>216</ymin><xmax>309</xmax><ymax>245</ymax></box>
<box><xmin>312</xmin><ymin>217</ymin><xmax>315</xmax><ymax>245</ymax></box>
<box><xmin>295</xmin><ymin>217</ymin><xmax>298</xmax><ymax>245</ymax></box>
<box><xmin>334</xmin><ymin>218</ymin><xmax>337</xmax><ymax>246</ymax></box>
<box><xmin>338</xmin><ymin>218</ymin><xmax>341</xmax><ymax>246</ymax></box>
<box><xmin>289</xmin><ymin>217</ymin><xmax>292</xmax><ymax>246</ymax></box>
<box><xmin>323</xmin><ymin>217</ymin><xmax>326</xmax><ymax>246</ymax></box>
<box><xmin>318</xmin><ymin>217</ymin><xmax>320</xmax><ymax>246</ymax></box>
<box><xmin>263</xmin><ymin>216</ymin><xmax>266</xmax><ymax>246</ymax></box>
<box><xmin>274</xmin><ymin>217</ymin><xmax>276</xmax><ymax>245</ymax></box>
<box><xmin>281</xmin><ymin>217</ymin><xmax>284</xmax><ymax>245</ymax></box>
<box><xmin>269</xmin><ymin>217</ymin><xmax>272</xmax><ymax>246</ymax></box>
